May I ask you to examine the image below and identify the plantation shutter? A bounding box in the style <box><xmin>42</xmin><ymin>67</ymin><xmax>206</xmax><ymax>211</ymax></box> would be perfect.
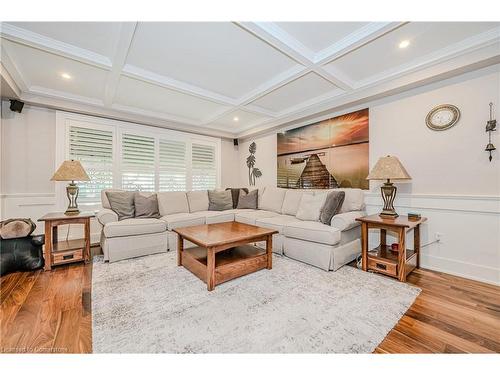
<box><xmin>159</xmin><ymin>139</ymin><xmax>187</xmax><ymax>191</ymax></box>
<box><xmin>121</xmin><ymin>133</ymin><xmax>155</xmax><ymax>191</ymax></box>
<box><xmin>68</xmin><ymin>125</ymin><xmax>113</xmax><ymax>205</ymax></box>
<box><xmin>191</xmin><ymin>143</ymin><xmax>217</xmax><ymax>190</ymax></box>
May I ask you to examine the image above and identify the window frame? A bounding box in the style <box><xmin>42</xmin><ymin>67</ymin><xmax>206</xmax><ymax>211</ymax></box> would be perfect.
<box><xmin>55</xmin><ymin>111</ymin><xmax>221</xmax><ymax>211</ymax></box>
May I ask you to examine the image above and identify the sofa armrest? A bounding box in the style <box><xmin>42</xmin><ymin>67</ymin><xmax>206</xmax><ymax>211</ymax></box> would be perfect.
<box><xmin>330</xmin><ymin>211</ymin><xmax>365</xmax><ymax>231</ymax></box>
<box><xmin>96</xmin><ymin>209</ymin><xmax>119</xmax><ymax>226</ymax></box>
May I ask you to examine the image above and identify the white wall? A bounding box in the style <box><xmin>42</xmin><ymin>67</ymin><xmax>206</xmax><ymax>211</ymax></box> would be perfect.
<box><xmin>220</xmin><ymin>139</ymin><xmax>240</xmax><ymax>188</ymax></box>
<box><xmin>235</xmin><ymin>66</ymin><xmax>500</xmax><ymax>285</ymax></box>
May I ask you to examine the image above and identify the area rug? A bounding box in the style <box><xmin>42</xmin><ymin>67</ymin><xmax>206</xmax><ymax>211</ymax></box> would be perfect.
<box><xmin>92</xmin><ymin>251</ymin><xmax>420</xmax><ymax>353</ymax></box>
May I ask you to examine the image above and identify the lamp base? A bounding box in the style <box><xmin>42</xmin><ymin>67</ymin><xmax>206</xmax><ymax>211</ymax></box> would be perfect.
<box><xmin>379</xmin><ymin>180</ymin><xmax>398</xmax><ymax>219</ymax></box>
<box><xmin>65</xmin><ymin>182</ymin><xmax>80</xmax><ymax>215</ymax></box>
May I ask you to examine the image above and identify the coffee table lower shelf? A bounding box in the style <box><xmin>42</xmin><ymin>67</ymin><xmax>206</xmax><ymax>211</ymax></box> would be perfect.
<box><xmin>181</xmin><ymin>245</ymin><xmax>268</xmax><ymax>289</ymax></box>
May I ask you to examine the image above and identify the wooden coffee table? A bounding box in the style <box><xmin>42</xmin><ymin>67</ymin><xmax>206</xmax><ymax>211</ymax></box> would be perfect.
<box><xmin>173</xmin><ymin>222</ymin><xmax>278</xmax><ymax>291</ymax></box>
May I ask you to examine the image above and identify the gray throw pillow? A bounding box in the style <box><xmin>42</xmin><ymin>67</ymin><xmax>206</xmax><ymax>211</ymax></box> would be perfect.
<box><xmin>225</xmin><ymin>187</ymin><xmax>249</xmax><ymax>208</ymax></box>
<box><xmin>105</xmin><ymin>191</ymin><xmax>135</xmax><ymax>220</ymax></box>
<box><xmin>319</xmin><ymin>191</ymin><xmax>345</xmax><ymax>225</ymax></box>
<box><xmin>236</xmin><ymin>189</ymin><xmax>258</xmax><ymax>209</ymax></box>
<box><xmin>134</xmin><ymin>193</ymin><xmax>160</xmax><ymax>218</ymax></box>
<box><xmin>208</xmin><ymin>190</ymin><xmax>233</xmax><ymax>211</ymax></box>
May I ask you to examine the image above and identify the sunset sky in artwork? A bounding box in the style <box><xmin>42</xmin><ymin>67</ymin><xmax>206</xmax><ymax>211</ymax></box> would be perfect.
<box><xmin>277</xmin><ymin>108</ymin><xmax>369</xmax><ymax>155</ymax></box>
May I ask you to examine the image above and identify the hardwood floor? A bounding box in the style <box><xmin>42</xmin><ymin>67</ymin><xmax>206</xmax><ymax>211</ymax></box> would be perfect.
<box><xmin>1</xmin><ymin>255</ymin><xmax>499</xmax><ymax>353</ymax></box>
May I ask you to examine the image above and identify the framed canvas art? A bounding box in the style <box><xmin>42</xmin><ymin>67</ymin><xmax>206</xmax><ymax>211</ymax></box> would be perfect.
<box><xmin>277</xmin><ymin>108</ymin><xmax>369</xmax><ymax>189</ymax></box>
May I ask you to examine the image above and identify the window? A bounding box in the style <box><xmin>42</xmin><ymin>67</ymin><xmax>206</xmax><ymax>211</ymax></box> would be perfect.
<box><xmin>121</xmin><ymin>133</ymin><xmax>155</xmax><ymax>191</ymax></box>
<box><xmin>192</xmin><ymin>143</ymin><xmax>217</xmax><ymax>190</ymax></box>
<box><xmin>68</xmin><ymin>125</ymin><xmax>113</xmax><ymax>205</ymax></box>
<box><xmin>159</xmin><ymin>139</ymin><xmax>187</xmax><ymax>191</ymax></box>
<box><xmin>59</xmin><ymin>112</ymin><xmax>221</xmax><ymax>207</ymax></box>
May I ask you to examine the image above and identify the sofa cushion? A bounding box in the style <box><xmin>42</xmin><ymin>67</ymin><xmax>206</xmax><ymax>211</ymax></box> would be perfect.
<box><xmin>157</xmin><ymin>191</ymin><xmax>189</xmax><ymax>216</ymax></box>
<box><xmin>106</xmin><ymin>191</ymin><xmax>135</xmax><ymax>220</ymax></box>
<box><xmin>259</xmin><ymin>187</ymin><xmax>286</xmax><ymax>213</ymax></box>
<box><xmin>101</xmin><ymin>188</ymin><xmax>124</xmax><ymax>209</ymax></box>
<box><xmin>104</xmin><ymin>218</ymin><xmax>167</xmax><ymax>238</ymax></box>
<box><xmin>234</xmin><ymin>210</ymin><xmax>280</xmax><ymax>225</ymax></box>
<box><xmin>283</xmin><ymin>221</ymin><xmax>341</xmax><ymax>245</ymax></box>
<box><xmin>134</xmin><ymin>192</ymin><xmax>160</xmax><ymax>218</ymax></box>
<box><xmin>201</xmin><ymin>211</ymin><xmax>235</xmax><ymax>224</ymax></box>
<box><xmin>331</xmin><ymin>210</ymin><xmax>364</xmax><ymax>231</ymax></box>
<box><xmin>295</xmin><ymin>192</ymin><xmax>327</xmax><ymax>221</ymax></box>
<box><xmin>281</xmin><ymin>190</ymin><xmax>304</xmax><ymax>215</ymax></box>
<box><xmin>225</xmin><ymin>187</ymin><xmax>249</xmax><ymax>208</ymax></box>
<box><xmin>319</xmin><ymin>191</ymin><xmax>345</xmax><ymax>225</ymax></box>
<box><xmin>208</xmin><ymin>190</ymin><xmax>233</xmax><ymax>211</ymax></box>
<box><xmin>255</xmin><ymin>215</ymin><xmax>302</xmax><ymax>234</ymax></box>
<box><xmin>336</xmin><ymin>188</ymin><xmax>365</xmax><ymax>213</ymax></box>
<box><xmin>161</xmin><ymin>212</ymin><xmax>205</xmax><ymax>230</ymax></box>
<box><xmin>237</xmin><ymin>189</ymin><xmax>258</xmax><ymax>209</ymax></box>
<box><xmin>187</xmin><ymin>190</ymin><xmax>209</xmax><ymax>212</ymax></box>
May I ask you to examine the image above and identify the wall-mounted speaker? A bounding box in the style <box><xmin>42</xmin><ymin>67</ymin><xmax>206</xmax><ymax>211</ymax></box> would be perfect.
<box><xmin>233</xmin><ymin>138</ymin><xmax>239</xmax><ymax>146</ymax></box>
<box><xmin>9</xmin><ymin>99</ymin><xmax>24</xmax><ymax>113</ymax></box>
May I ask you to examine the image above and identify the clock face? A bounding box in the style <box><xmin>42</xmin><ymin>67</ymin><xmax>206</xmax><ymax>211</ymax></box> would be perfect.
<box><xmin>426</xmin><ymin>104</ymin><xmax>460</xmax><ymax>131</ymax></box>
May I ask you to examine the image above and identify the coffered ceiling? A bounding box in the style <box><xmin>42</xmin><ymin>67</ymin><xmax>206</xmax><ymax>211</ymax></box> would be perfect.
<box><xmin>1</xmin><ymin>21</ymin><xmax>499</xmax><ymax>138</ymax></box>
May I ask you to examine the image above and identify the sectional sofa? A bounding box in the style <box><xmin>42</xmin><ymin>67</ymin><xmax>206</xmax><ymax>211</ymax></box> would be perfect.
<box><xmin>96</xmin><ymin>187</ymin><xmax>365</xmax><ymax>271</ymax></box>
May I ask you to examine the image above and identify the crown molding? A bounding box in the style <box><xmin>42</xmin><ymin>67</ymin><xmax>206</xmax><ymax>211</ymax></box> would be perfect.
<box><xmin>28</xmin><ymin>85</ymin><xmax>103</xmax><ymax>106</ymax></box>
<box><xmin>0</xmin><ymin>23</ymin><xmax>112</xmax><ymax>69</ymax></box>
<box><xmin>17</xmin><ymin>92</ymin><xmax>235</xmax><ymax>139</ymax></box>
<box><xmin>0</xmin><ymin>62</ymin><xmax>21</xmax><ymax>98</ymax></box>
<box><xmin>354</xmin><ymin>26</ymin><xmax>500</xmax><ymax>89</ymax></box>
<box><xmin>237</xmin><ymin>55</ymin><xmax>500</xmax><ymax>139</ymax></box>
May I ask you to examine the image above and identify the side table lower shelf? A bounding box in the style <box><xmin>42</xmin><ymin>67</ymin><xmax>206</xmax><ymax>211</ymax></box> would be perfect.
<box><xmin>368</xmin><ymin>245</ymin><xmax>417</xmax><ymax>279</ymax></box>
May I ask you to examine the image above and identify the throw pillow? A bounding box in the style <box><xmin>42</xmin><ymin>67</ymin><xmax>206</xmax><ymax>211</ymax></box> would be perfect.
<box><xmin>319</xmin><ymin>191</ymin><xmax>345</xmax><ymax>225</ymax></box>
<box><xmin>295</xmin><ymin>193</ymin><xmax>328</xmax><ymax>221</ymax></box>
<box><xmin>236</xmin><ymin>189</ymin><xmax>258</xmax><ymax>209</ymax></box>
<box><xmin>134</xmin><ymin>192</ymin><xmax>160</xmax><ymax>218</ymax></box>
<box><xmin>0</xmin><ymin>218</ymin><xmax>36</xmax><ymax>239</ymax></box>
<box><xmin>208</xmin><ymin>190</ymin><xmax>233</xmax><ymax>211</ymax></box>
<box><xmin>225</xmin><ymin>187</ymin><xmax>249</xmax><ymax>208</ymax></box>
<box><xmin>105</xmin><ymin>191</ymin><xmax>135</xmax><ymax>220</ymax></box>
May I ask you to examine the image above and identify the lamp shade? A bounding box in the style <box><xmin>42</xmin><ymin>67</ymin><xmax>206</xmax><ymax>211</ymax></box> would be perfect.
<box><xmin>366</xmin><ymin>155</ymin><xmax>411</xmax><ymax>181</ymax></box>
<box><xmin>51</xmin><ymin>160</ymin><xmax>90</xmax><ymax>181</ymax></box>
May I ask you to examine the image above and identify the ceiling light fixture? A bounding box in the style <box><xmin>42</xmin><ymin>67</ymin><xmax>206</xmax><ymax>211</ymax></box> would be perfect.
<box><xmin>233</xmin><ymin>116</ymin><xmax>239</xmax><ymax>122</ymax></box>
<box><xmin>399</xmin><ymin>40</ymin><xmax>410</xmax><ymax>49</ymax></box>
<box><xmin>61</xmin><ymin>72</ymin><xmax>72</xmax><ymax>80</ymax></box>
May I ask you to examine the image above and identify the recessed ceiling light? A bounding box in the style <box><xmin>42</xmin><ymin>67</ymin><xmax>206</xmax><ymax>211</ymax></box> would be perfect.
<box><xmin>399</xmin><ymin>40</ymin><xmax>410</xmax><ymax>49</ymax></box>
<box><xmin>61</xmin><ymin>72</ymin><xmax>72</xmax><ymax>80</ymax></box>
<box><xmin>233</xmin><ymin>116</ymin><xmax>239</xmax><ymax>122</ymax></box>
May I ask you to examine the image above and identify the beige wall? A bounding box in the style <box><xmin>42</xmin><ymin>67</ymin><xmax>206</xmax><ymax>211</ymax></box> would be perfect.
<box><xmin>1</xmin><ymin>102</ymin><xmax>56</xmax><ymax>196</ymax></box>
<box><xmin>220</xmin><ymin>139</ymin><xmax>240</xmax><ymax>188</ymax></box>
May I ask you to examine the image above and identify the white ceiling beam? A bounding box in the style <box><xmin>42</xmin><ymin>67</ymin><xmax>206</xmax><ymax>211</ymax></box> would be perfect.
<box><xmin>313</xmin><ymin>22</ymin><xmax>406</xmax><ymax>65</ymax></box>
<box><xmin>235</xmin><ymin>22</ymin><xmax>314</xmax><ymax>66</ymax></box>
<box><xmin>0</xmin><ymin>23</ymin><xmax>112</xmax><ymax>69</ymax></box>
<box><xmin>122</xmin><ymin>64</ymin><xmax>239</xmax><ymax>107</ymax></box>
<box><xmin>235</xmin><ymin>21</ymin><xmax>353</xmax><ymax>90</ymax></box>
<box><xmin>0</xmin><ymin>44</ymin><xmax>28</xmax><ymax>92</ymax></box>
<box><xmin>103</xmin><ymin>22</ymin><xmax>137</xmax><ymax>107</ymax></box>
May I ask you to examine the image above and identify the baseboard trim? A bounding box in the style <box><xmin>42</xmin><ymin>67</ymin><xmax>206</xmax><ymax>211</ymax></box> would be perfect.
<box><xmin>420</xmin><ymin>254</ymin><xmax>500</xmax><ymax>286</ymax></box>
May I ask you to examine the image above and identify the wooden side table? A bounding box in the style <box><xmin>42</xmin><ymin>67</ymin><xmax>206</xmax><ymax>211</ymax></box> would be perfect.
<box><xmin>356</xmin><ymin>214</ymin><xmax>427</xmax><ymax>282</ymax></box>
<box><xmin>38</xmin><ymin>212</ymin><xmax>95</xmax><ymax>271</ymax></box>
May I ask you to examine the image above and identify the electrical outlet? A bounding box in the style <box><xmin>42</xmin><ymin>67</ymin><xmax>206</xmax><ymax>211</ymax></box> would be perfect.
<box><xmin>435</xmin><ymin>232</ymin><xmax>443</xmax><ymax>242</ymax></box>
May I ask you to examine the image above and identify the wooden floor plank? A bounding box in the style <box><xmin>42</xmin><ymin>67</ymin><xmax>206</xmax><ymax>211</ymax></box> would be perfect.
<box><xmin>1</xmin><ymin>255</ymin><xmax>499</xmax><ymax>354</ymax></box>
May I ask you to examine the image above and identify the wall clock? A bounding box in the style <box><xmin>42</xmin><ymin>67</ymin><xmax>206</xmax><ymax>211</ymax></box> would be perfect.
<box><xmin>425</xmin><ymin>104</ymin><xmax>461</xmax><ymax>131</ymax></box>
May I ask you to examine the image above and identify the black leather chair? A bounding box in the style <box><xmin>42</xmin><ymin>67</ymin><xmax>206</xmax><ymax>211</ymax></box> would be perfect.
<box><xmin>0</xmin><ymin>235</ymin><xmax>45</xmax><ymax>276</ymax></box>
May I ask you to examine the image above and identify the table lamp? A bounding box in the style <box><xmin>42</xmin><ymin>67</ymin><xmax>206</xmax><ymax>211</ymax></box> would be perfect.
<box><xmin>51</xmin><ymin>160</ymin><xmax>90</xmax><ymax>215</ymax></box>
<box><xmin>366</xmin><ymin>155</ymin><xmax>411</xmax><ymax>218</ymax></box>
